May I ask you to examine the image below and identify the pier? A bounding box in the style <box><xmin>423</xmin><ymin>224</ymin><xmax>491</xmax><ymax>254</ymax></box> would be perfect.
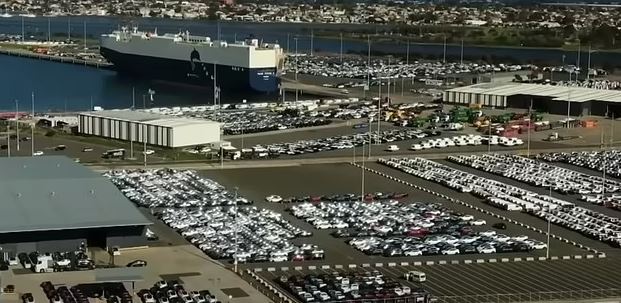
<box><xmin>0</xmin><ymin>47</ymin><xmax>113</xmax><ymax>69</ymax></box>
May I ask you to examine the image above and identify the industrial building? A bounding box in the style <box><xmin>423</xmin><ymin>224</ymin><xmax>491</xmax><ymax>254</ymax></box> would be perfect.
<box><xmin>0</xmin><ymin>156</ymin><xmax>152</xmax><ymax>254</ymax></box>
<box><xmin>78</xmin><ymin>110</ymin><xmax>221</xmax><ymax>148</ymax></box>
<box><xmin>443</xmin><ymin>83</ymin><xmax>621</xmax><ymax>116</ymax></box>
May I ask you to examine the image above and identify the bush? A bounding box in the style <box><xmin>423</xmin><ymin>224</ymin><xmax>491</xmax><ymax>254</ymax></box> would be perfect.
<box><xmin>45</xmin><ymin>130</ymin><xmax>56</xmax><ymax>137</ymax></box>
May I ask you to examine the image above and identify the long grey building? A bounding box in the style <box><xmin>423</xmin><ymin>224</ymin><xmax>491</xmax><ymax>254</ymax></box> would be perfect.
<box><xmin>443</xmin><ymin>83</ymin><xmax>621</xmax><ymax>116</ymax></box>
<box><xmin>0</xmin><ymin>156</ymin><xmax>152</xmax><ymax>254</ymax></box>
<box><xmin>78</xmin><ymin>110</ymin><xmax>221</xmax><ymax>148</ymax></box>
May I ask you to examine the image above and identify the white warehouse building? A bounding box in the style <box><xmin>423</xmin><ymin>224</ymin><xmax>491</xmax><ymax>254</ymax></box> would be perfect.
<box><xmin>78</xmin><ymin>110</ymin><xmax>221</xmax><ymax>148</ymax></box>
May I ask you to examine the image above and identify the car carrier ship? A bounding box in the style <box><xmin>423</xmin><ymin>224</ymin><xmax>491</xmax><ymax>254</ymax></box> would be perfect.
<box><xmin>100</xmin><ymin>27</ymin><xmax>284</xmax><ymax>95</ymax></box>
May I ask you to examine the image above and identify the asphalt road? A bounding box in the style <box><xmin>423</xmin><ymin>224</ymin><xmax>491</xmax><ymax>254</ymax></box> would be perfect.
<box><xmin>260</xmin><ymin>258</ymin><xmax>621</xmax><ymax>302</ymax></box>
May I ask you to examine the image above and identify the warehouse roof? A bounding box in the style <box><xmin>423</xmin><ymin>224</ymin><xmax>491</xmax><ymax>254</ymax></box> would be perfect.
<box><xmin>79</xmin><ymin>110</ymin><xmax>220</xmax><ymax>128</ymax></box>
<box><xmin>446</xmin><ymin>83</ymin><xmax>621</xmax><ymax>103</ymax></box>
<box><xmin>0</xmin><ymin>156</ymin><xmax>151</xmax><ymax>234</ymax></box>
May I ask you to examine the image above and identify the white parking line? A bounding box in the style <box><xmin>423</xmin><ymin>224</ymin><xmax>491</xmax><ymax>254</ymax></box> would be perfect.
<box><xmin>422</xmin><ymin>266</ymin><xmax>480</xmax><ymax>296</ymax></box>
<box><xmin>439</xmin><ymin>264</ymin><xmax>504</xmax><ymax>294</ymax></box>
<box><xmin>473</xmin><ymin>262</ymin><xmax>559</xmax><ymax>292</ymax></box>
<box><xmin>481</xmin><ymin>262</ymin><xmax>570</xmax><ymax>292</ymax></box>
<box><xmin>529</xmin><ymin>260</ymin><xmax>601</xmax><ymax>290</ymax></box>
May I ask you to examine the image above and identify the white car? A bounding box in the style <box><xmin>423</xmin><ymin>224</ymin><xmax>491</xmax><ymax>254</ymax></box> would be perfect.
<box><xmin>441</xmin><ymin>247</ymin><xmax>460</xmax><ymax>255</ymax></box>
<box><xmin>410</xmin><ymin>144</ymin><xmax>423</xmax><ymax>151</ymax></box>
<box><xmin>459</xmin><ymin>215</ymin><xmax>475</xmax><ymax>221</ymax></box>
<box><xmin>531</xmin><ymin>242</ymin><xmax>547</xmax><ymax>250</ymax></box>
<box><xmin>480</xmin><ymin>230</ymin><xmax>497</xmax><ymax>237</ymax></box>
<box><xmin>265</xmin><ymin>195</ymin><xmax>283</xmax><ymax>203</ymax></box>
<box><xmin>269</xmin><ymin>255</ymin><xmax>288</xmax><ymax>262</ymax></box>
<box><xmin>33</xmin><ymin>151</ymin><xmax>44</xmax><ymax>156</ymax></box>
<box><xmin>143</xmin><ymin>149</ymin><xmax>155</xmax><ymax>155</ymax></box>
<box><xmin>512</xmin><ymin>235</ymin><xmax>529</xmax><ymax>241</ymax></box>
<box><xmin>404</xmin><ymin>250</ymin><xmax>423</xmax><ymax>256</ymax></box>
<box><xmin>470</xmin><ymin>219</ymin><xmax>487</xmax><ymax>226</ymax></box>
<box><xmin>477</xmin><ymin>245</ymin><xmax>496</xmax><ymax>254</ymax></box>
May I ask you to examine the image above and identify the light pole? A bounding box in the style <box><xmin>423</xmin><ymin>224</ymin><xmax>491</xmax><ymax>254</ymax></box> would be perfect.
<box><xmin>294</xmin><ymin>37</ymin><xmax>298</xmax><ymax>81</ymax></box>
<box><xmin>15</xmin><ymin>100</ymin><xmax>19</xmax><ymax>152</ymax></box>
<box><xmin>143</xmin><ymin>124</ymin><xmax>147</xmax><ymax>168</ymax></box>
<box><xmin>546</xmin><ymin>184</ymin><xmax>552</xmax><ymax>259</ymax></box>
<box><xmin>361</xmin><ymin>137</ymin><xmax>365</xmax><ymax>202</ymax></box>
<box><xmin>233</xmin><ymin>186</ymin><xmax>239</xmax><ymax>274</ymax></box>
<box><xmin>31</xmin><ymin>92</ymin><xmax>34</xmax><ymax>156</ymax></box>
<box><xmin>527</xmin><ymin>98</ymin><xmax>532</xmax><ymax>157</ymax></box>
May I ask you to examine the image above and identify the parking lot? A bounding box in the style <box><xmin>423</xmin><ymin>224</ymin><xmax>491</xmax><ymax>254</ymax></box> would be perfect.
<box><xmin>364</xmin><ymin>161</ymin><xmax>620</xmax><ymax>256</ymax></box>
<box><xmin>258</xmin><ymin>258</ymin><xmax>621</xmax><ymax>302</ymax></box>
<box><xmin>0</xmin><ymin>131</ymin><xmax>164</xmax><ymax>163</ymax></box>
<box><xmin>200</xmin><ymin>163</ymin><xmax>586</xmax><ymax>267</ymax></box>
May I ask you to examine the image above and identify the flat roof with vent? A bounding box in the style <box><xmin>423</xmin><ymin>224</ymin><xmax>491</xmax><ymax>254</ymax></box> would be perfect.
<box><xmin>0</xmin><ymin>156</ymin><xmax>151</xmax><ymax>234</ymax></box>
<box><xmin>446</xmin><ymin>83</ymin><xmax>621</xmax><ymax>103</ymax></box>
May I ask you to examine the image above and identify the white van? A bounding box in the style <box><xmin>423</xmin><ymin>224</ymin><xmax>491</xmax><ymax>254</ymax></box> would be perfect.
<box><xmin>386</xmin><ymin>145</ymin><xmax>400</xmax><ymax>152</ymax></box>
<box><xmin>404</xmin><ymin>271</ymin><xmax>426</xmax><ymax>282</ymax></box>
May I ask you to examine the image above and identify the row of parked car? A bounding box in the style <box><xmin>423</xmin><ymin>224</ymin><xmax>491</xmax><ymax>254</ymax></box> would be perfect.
<box><xmin>285</xmin><ymin>54</ymin><xmax>531</xmax><ymax>80</ymax></box>
<box><xmin>278</xmin><ymin>271</ymin><xmax>432</xmax><ymax>303</ymax></box>
<box><xmin>247</xmin><ymin>129</ymin><xmax>441</xmax><ymax>157</ymax></box>
<box><xmin>38</xmin><ymin>281</ymin><xmax>112</xmax><ymax>303</ymax></box>
<box><xmin>380</xmin><ymin>157</ymin><xmax>574</xmax><ymax>212</ymax></box>
<box><xmin>537</xmin><ymin>151</ymin><xmax>621</xmax><ymax>178</ymax></box>
<box><xmin>105</xmin><ymin>169</ymin><xmax>252</xmax><ymax>208</ymax></box>
<box><xmin>378</xmin><ymin>157</ymin><xmax>621</xmax><ymax>247</ymax></box>
<box><xmin>139</xmin><ymin>280</ymin><xmax>220</xmax><ymax>303</ymax></box>
<box><xmin>409</xmin><ymin>135</ymin><xmax>523</xmax><ymax>150</ymax></box>
<box><xmin>531</xmin><ymin>207</ymin><xmax>621</xmax><ymax>248</ymax></box>
<box><xmin>158</xmin><ymin>206</ymin><xmax>319</xmax><ymax>262</ymax></box>
<box><xmin>450</xmin><ymin>154</ymin><xmax>621</xmax><ymax>195</ymax></box>
<box><xmin>288</xmin><ymin>199</ymin><xmax>545</xmax><ymax>256</ymax></box>
<box><xmin>265</xmin><ymin>192</ymin><xmax>408</xmax><ymax>203</ymax></box>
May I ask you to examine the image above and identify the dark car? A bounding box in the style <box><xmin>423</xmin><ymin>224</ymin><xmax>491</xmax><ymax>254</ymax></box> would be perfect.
<box><xmin>127</xmin><ymin>260</ymin><xmax>147</xmax><ymax>267</ymax></box>
<box><xmin>460</xmin><ymin>245</ymin><xmax>477</xmax><ymax>254</ymax></box>
<box><xmin>497</xmin><ymin>244</ymin><xmax>514</xmax><ymax>253</ymax></box>
<box><xmin>492</xmin><ymin>222</ymin><xmax>507</xmax><ymax>230</ymax></box>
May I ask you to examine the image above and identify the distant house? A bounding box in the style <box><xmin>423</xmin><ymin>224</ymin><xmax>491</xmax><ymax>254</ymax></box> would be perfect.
<box><xmin>465</xmin><ymin>19</ymin><xmax>487</xmax><ymax>26</ymax></box>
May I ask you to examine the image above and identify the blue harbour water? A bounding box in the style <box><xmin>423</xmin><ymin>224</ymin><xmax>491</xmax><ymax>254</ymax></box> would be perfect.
<box><xmin>0</xmin><ymin>16</ymin><xmax>617</xmax><ymax>111</ymax></box>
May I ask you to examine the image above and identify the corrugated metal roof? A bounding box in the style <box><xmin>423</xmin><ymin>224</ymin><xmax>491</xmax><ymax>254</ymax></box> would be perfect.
<box><xmin>0</xmin><ymin>156</ymin><xmax>152</xmax><ymax>233</ymax></box>
<box><xmin>79</xmin><ymin>110</ymin><xmax>220</xmax><ymax>128</ymax></box>
<box><xmin>446</xmin><ymin>83</ymin><xmax>621</xmax><ymax>103</ymax></box>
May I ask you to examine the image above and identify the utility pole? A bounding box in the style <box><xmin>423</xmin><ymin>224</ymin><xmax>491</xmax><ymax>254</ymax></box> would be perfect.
<box><xmin>340</xmin><ymin>33</ymin><xmax>343</xmax><ymax>62</ymax></box>
<box><xmin>587</xmin><ymin>44</ymin><xmax>592</xmax><ymax>82</ymax></box>
<box><xmin>68</xmin><ymin>16</ymin><xmax>71</xmax><ymax>41</ymax></box>
<box><xmin>443</xmin><ymin>35</ymin><xmax>447</xmax><ymax>64</ymax></box>
<box><xmin>402</xmin><ymin>40</ymin><xmax>409</xmax><ymax>96</ymax></box>
<box><xmin>47</xmin><ymin>17</ymin><xmax>51</xmax><ymax>42</ymax></box>
<box><xmin>286</xmin><ymin>33</ymin><xmax>290</xmax><ymax>54</ymax></box>
<box><xmin>83</xmin><ymin>20</ymin><xmax>87</xmax><ymax>50</ymax></box>
<box><xmin>310</xmin><ymin>28</ymin><xmax>314</xmax><ymax>56</ymax></box>
<box><xmin>361</xmin><ymin>138</ymin><xmax>365</xmax><ymax>202</ymax></box>
<box><xmin>132</xmin><ymin>87</ymin><xmax>135</xmax><ymax>109</ymax></box>
<box><xmin>460</xmin><ymin>38</ymin><xmax>464</xmax><ymax>65</ymax></box>
<box><xmin>21</xmin><ymin>16</ymin><xmax>24</xmax><ymax>42</ymax></box>
<box><xmin>294</xmin><ymin>37</ymin><xmax>298</xmax><ymax>81</ymax></box>
<box><xmin>31</xmin><ymin>92</ymin><xmax>34</xmax><ymax>156</ymax></box>
<box><xmin>367</xmin><ymin>35</ymin><xmax>371</xmax><ymax>91</ymax></box>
